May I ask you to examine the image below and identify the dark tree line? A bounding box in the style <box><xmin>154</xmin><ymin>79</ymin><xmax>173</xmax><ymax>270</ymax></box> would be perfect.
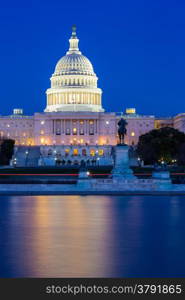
<box><xmin>137</xmin><ymin>127</ymin><xmax>185</xmax><ymax>165</ymax></box>
<box><xmin>0</xmin><ymin>139</ymin><xmax>15</xmax><ymax>165</ymax></box>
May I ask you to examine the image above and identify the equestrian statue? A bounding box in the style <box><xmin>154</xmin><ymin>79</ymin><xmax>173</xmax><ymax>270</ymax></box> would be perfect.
<box><xmin>118</xmin><ymin>118</ymin><xmax>128</xmax><ymax>145</ymax></box>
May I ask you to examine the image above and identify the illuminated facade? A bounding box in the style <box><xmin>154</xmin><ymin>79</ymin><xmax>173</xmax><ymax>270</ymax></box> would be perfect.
<box><xmin>0</xmin><ymin>26</ymin><xmax>185</xmax><ymax>165</ymax></box>
<box><xmin>122</xmin><ymin>110</ymin><xmax>155</xmax><ymax>145</ymax></box>
<box><xmin>1</xmin><ymin>27</ymin><xmax>117</xmax><ymax>149</ymax></box>
<box><xmin>173</xmin><ymin>113</ymin><xmax>185</xmax><ymax>132</ymax></box>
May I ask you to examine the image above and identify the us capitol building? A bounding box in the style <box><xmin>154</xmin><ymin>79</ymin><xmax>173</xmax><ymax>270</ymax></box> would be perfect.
<box><xmin>1</xmin><ymin>27</ymin><xmax>185</xmax><ymax>166</ymax></box>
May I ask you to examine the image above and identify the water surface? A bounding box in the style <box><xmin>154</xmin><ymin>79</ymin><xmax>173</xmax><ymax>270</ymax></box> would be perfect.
<box><xmin>0</xmin><ymin>195</ymin><xmax>185</xmax><ymax>277</ymax></box>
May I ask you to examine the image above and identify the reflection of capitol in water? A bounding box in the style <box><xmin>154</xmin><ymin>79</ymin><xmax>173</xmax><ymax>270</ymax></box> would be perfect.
<box><xmin>1</xmin><ymin>26</ymin><xmax>185</xmax><ymax>166</ymax></box>
<box><xmin>2</xmin><ymin>195</ymin><xmax>183</xmax><ymax>277</ymax></box>
<box><xmin>7</xmin><ymin>195</ymin><xmax>114</xmax><ymax>277</ymax></box>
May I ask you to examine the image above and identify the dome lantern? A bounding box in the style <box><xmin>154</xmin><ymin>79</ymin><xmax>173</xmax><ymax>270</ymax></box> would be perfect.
<box><xmin>67</xmin><ymin>25</ymin><xmax>81</xmax><ymax>55</ymax></box>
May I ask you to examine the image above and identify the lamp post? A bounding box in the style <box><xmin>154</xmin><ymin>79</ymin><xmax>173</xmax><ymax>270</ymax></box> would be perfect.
<box><xmin>137</xmin><ymin>157</ymin><xmax>141</xmax><ymax>167</ymax></box>
<box><xmin>25</xmin><ymin>150</ymin><xmax>29</xmax><ymax>166</ymax></box>
<box><xmin>13</xmin><ymin>158</ymin><xmax>17</xmax><ymax>168</ymax></box>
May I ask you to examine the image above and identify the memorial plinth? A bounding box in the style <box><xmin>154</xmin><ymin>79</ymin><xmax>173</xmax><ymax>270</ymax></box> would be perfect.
<box><xmin>111</xmin><ymin>145</ymin><xmax>135</xmax><ymax>179</ymax></box>
<box><xmin>152</xmin><ymin>170</ymin><xmax>172</xmax><ymax>190</ymax></box>
<box><xmin>77</xmin><ymin>168</ymin><xmax>91</xmax><ymax>188</ymax></box>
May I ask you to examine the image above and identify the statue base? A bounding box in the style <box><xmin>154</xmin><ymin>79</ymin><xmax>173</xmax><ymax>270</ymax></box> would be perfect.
<box><xmin>77</xmin><ymin>169</ymin><xmax>91</xmax><ymax>188</ymax></box>
<box><xmin>117</xmin><ymin>143</ymin><xmax>127</xmax><ymax>146</ymax></box>
<box><xmin>111</xmin><ymin>145</ymin><xmax>135</xmax><ymax>179</ymax></box>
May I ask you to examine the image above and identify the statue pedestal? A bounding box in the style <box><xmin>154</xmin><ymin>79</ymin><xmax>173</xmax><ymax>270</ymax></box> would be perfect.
<box><xmin>152</xmin><ymin>170</ymin><xmax>172</xmax><ymax>190</ymax></box>
<box><xmin>111</xmin><ymin>145</ymin><xmax>135</xmax><ymax>179</ymax></box>
<box><xmin>77</xmin><ymin>169</ymin><xmax>91</xmax><ymax>189</ymax></box>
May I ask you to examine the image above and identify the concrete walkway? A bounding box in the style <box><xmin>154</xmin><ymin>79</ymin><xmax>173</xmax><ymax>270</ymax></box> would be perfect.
<box><xmin>0</xmin><ymin>182</ymin><xmax>185</xmax><ymax>195</ymax></box>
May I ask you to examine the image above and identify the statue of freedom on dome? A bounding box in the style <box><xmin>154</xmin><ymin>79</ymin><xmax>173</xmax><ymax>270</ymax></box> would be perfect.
<box><xmin>118</xmin><ymin>118</ymin><xmax>128</xmax><ymax>145</ymax></box>
<box><xmin>72</xmin><ymin>25</ymin><xmax>77</xmax><ymax>36</ymax></box>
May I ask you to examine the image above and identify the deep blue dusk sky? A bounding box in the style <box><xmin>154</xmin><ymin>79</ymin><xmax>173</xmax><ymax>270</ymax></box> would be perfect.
<box><xmin>0</xmin><ymin>0</ymin><xmax>185</xmax><ymax>117</ymax></box>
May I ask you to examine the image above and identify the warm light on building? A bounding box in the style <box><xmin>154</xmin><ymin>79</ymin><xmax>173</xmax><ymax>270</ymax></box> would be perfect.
<box><xmin>73</xmin><ymin>128</ymin><xmax>77</xmax><ymax>134</ymax></box>
<box><xmin>73</xmin><ymin>149</ymin><xmax>78</xmax><ymax>156</ymax></box>
<box><xmin>126</xmin><ymin>108</ymin><xmax>136</xmax><ymax>114</ymax></box>
<box><xmin>90</xmin><ymin>149</ymin><xmax>95</xmax><ymax>156</ymax></box>
<box><xmin>65</xmin><ymin>149</ymin><xmax>70</xmax><ymax>155</ymax></box>
<box><xmin>98</xmin><ymin>149</ymin><xmax>104</xmax><ymax>156</ymax></box>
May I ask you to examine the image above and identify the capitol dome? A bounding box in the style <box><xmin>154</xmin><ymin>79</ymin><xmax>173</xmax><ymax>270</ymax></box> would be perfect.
<box><xmin>44</xmin><ymin>26</ymin><xmax>104</xmax><ymax>113</ymax></box>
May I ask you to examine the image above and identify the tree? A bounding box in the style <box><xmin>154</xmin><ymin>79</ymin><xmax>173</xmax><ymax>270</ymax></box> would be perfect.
<box><xmin>177</xmin><ymin>142</ymin><xmax>185</xmax><ymax>165</ymax></box>
<box><xmin>137</xmin><ymin>127</ymin><xmax>185</xmax><ymax>165</ymax></box>
<box><xmin>0</xmin><ymin>139</ymin><xmax>15</xmax><ymax>165</ymax></box>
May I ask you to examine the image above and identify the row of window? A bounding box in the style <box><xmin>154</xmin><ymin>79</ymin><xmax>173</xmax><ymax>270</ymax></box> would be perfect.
<box><xmin>47</xmin><ymin>148</ymin><xmax>104</xmax><ymax>157</ymax></box>
<box><xmin>40</xmin><ymin>138</ymin><xmax>98</xmax><ymax>145</ymax></box>
<box><xmin>0</xmin><ymin>131</ymin><xmax>31</xmax><ymax>137</ymax></box>
<box><xmin>127</xmin><ymin>122</ymin><xmax>151</xmax><ymax>127</ymax></box>
<box><xmin>0</xmin><ymin>123</ymin><xmax>33</xmax><ymax>128</ymax></box>
<box><xmin>57</xmin><ymin>128</ymin><xmax>94</xmax><ymax>135</ymax></box>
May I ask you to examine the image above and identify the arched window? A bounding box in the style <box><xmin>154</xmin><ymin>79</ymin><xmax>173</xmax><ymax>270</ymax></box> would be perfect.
<box><xmin>98</xmin><ymin>149</ymin><xmax>104</xmax><ymax>156</ymax></box>
<box><xmin>65</xmin><ymin>148</ymin><xmax>70</xmax><ymax>156</ymax></box>
<box><xmin>73</xmin><ymin>149</ymin><xmax>78</xmax><ymax>156</ymax></box>
<box><xmin>73</xmin><ymin>128</ymin><xmax>77</xmax><ymax>135</ymax></box>
<box><xmin>82</xmin><ymin>149</ymin><xmax>86</xmax><ymax>156</ymax></box>
<box><xmin>90</xmin><ymin>149</ymin><xmax>95</xmax><ymax>156</ymax></box>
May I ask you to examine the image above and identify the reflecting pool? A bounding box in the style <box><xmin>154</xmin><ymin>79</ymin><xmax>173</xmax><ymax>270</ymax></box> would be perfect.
<box><xmin>0</xmin><ymin>195</ymin><xmax>185</xmax><ymax>277</ymax></box>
